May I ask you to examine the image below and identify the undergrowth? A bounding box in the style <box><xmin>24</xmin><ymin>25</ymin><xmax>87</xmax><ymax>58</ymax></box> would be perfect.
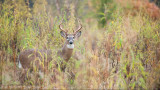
<box><xmin>0</xmin><ymin>0</ymin><xmax>160</xmax><ymax>89</ymax></box>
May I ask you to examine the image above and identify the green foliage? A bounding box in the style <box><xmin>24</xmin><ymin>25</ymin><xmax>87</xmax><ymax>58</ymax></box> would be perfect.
<box><xmin>91</xmin><ymin>0</ymin><xmax>118</xmax><ymax>28</ymax></box>
<box><xmin>0</xmin><ymin>0</ymin><xmax>160</xmax><ymax>89</ymax></box>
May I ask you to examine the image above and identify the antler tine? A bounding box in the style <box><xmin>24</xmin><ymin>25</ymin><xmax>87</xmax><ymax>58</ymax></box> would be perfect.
<box><xmin>74</xmin><ymin>18</ymin><xmax>82</xmax><ymax>34</ymax></box>
<box><xmin>59</xmin><ymin>20</ymin><xmax>67</xmax><ymax>33</ymax></box>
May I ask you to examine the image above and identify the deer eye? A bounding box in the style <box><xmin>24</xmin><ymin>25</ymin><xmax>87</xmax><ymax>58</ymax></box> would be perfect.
<box><xmin>67</xmin><ymin>36</ymin><xmax>70</xmax><ymax>40</ymax></box>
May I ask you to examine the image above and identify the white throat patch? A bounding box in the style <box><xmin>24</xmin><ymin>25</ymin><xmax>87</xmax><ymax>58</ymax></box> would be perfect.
<box><xmin>67</xmin><ymin>44</ymin><xmax>74</xmax><ymax>49</ymax></box>
<box><xmin>18</xmin><ymin>60</ymin><xmax>22</xmax><ymax>68</ymax></box>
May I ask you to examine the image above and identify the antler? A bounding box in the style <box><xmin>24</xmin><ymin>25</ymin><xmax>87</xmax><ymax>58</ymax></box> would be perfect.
<box><xmin>74</xmin><ymin>18</ymin><xmax>82</xmax><ymax>34</ymax></box>
<box><xmin>59</xmin><ymin>20</ymin><xmax>67</xmax><ymax>33</ymax></box>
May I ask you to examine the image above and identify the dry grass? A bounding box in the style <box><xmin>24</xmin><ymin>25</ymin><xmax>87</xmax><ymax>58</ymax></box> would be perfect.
<box><xmin>0</xmin><ymin>0</ymin><xmax>160</xmax><ymax>89</ymax></box>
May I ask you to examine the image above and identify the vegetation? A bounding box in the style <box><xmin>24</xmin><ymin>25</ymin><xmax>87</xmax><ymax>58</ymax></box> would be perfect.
<box><xmin>0</xmin><ymin>0</ymin><xmax>160</xmax><ymax>89</ymax></box>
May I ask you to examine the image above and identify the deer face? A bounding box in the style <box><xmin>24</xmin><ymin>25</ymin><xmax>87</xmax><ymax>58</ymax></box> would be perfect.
<box><xmin>60</xmin><ymin>31</ymin><xmax>81</xmax><ymax>49</ymax></box>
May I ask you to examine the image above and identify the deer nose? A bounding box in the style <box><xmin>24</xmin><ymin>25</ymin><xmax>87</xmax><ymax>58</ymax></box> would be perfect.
<box><xmin>69</xmin><ymin>42</ymin><xmax>73</xmax><ymax>44</ymax></box>
<box><xmin>69</xmin><ymin>41</ymin><xmax>73</xmax><ymax>44</ymax></box>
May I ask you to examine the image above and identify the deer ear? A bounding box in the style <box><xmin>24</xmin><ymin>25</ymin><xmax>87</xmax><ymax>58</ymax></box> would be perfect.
<box><xmin>75</xmin><ymin>31</ymin><xmax>81</xmax><ymax>38</ymax></box>
<box><xmin>60</xmin><ymin>31</ymin><xmax>66</xmax><ymax>38</ymax></box>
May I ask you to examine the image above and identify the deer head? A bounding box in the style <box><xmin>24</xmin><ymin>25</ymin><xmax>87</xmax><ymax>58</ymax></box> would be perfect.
<box><xmin>59</xmin><ymin>19</ymin><xmax>82</xmax><ymax>49</ymax></box>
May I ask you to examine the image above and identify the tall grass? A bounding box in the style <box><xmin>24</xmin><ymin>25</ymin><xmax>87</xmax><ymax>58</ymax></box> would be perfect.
<box><xmin>0</xmin><ymin>0</ymin><xmax>160</xmax><ymax>89</ymax></box>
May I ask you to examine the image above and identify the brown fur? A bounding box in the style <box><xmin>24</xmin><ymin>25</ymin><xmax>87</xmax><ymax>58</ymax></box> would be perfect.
<box><xmin>19</xmin><ymin>42</ymin><xmax>73</xmax><ymax>71</ymax></box>
<box><xmin>18</xmin><ymin>42</ymin><xmax>74</xmax><ymax>84</ymax></box>
<box><xmin>19</xmin><ymin>49</ymin><xmax>52</xmax><ymax>70</ymax></box>
<box><xmin>58</xmin><ymin>41</ymin><xmax>73</xmax><ymax>62</ymax></box>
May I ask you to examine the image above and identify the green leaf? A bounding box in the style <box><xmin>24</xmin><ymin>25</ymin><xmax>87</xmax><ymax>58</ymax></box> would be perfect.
<box><xmin>98</xmin><ymin>12</ymin><xmax>105</xmax><ymax>16</ymax></box>
<box><xmin>130</xmin><ymin>82</ymin><xmax>136</xmax><ymax>89</ymax></box>
<box><xmin>139</xmin><ymin>77</ymin><xmax>146</xmax><ymax>89</ymax></box>
<box><xmin>100</xmin><ymin>17</ymin><xmax>106</xmax><ymax>21</ymax></box>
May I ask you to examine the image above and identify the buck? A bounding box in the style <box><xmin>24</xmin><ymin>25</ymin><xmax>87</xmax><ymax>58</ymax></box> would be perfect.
<box><xmin>18</xmin><ymin>19</ymin><xmax>82</xmax><ymax>83</ymax></box>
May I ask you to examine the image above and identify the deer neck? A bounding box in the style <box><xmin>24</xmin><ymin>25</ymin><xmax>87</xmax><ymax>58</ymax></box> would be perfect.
<box><xmin>59</xmin><ymin>41</ymin><xmax>74</xmax><ymax>62</ymax></box>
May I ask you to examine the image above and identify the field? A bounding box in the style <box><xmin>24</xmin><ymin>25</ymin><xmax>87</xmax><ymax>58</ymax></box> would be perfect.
<box><xmin>0</xmin><ymin>0</ymin><xmax>160</xmax><ymax>89</ymax></box>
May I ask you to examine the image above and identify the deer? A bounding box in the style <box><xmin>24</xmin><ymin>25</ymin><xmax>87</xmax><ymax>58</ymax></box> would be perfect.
<box><xmin>18</xmin><ymin>19</ymin><xmax>82</xmax><ymax>84</ymax></box>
